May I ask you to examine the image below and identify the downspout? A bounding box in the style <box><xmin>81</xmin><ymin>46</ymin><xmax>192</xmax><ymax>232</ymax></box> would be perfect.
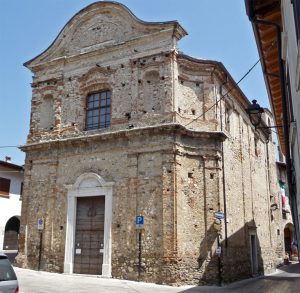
<box><xmin>247</xmin><ymin>8</ymin><xmax>299</xmax><ymax>249</ymax></box>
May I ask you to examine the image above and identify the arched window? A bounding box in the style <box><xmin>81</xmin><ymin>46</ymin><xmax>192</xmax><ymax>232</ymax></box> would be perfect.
<box><xmin>86</xmin><ymin>90</ymin><xmax>111</xmax><ymax>130</ymax></box>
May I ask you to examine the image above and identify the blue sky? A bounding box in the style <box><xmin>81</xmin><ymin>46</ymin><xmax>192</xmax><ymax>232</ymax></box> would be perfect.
<box><xmin>0</xmin><ymin>0</ymin><xmax>269</xmax><ymax>165</ymax></box>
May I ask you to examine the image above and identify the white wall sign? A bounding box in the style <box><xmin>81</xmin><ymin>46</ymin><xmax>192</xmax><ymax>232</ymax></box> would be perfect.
<box><xmin>37</xmin><ymin>218</ymin><xmax>44</xmax><ymax>230</ymax></box>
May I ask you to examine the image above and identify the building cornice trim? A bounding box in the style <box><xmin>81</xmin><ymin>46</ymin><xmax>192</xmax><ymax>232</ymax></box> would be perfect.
<box><xmin>21</xmin><ymin>123</ymin><xmax>227</xmax><ymax>151</ymax></box>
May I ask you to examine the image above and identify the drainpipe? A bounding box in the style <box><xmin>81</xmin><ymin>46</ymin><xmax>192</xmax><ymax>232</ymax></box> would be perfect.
<box><xmin>247</xmin><ymin>7</ymin><xmax>300</xmax><ymax>252</ymax></box>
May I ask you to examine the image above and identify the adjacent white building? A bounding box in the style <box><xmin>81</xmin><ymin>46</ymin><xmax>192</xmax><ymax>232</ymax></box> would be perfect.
<box><xmin>281</xmin><ymin>0</ymin><xmax>300</xmax><ymax>254</ymax></box>
<box><xmin>245</xmin><ymin>0</ymin><xmax>300</xmax><ymax>257</ymax></box>
<box><xmin>0</xmin><ymin>159</ymin><xmax>23</xmax><ymax>258</ymax></box>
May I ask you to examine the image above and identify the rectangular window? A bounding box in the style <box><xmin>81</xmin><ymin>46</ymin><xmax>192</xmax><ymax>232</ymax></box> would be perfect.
<box><xmin>20</xmin><ymin>182</ymin><xmax>23</xmax><ymax>195</ymax></box>
<box><xmin>254</xmin><ymin>137</ymin><xmax>258</xmax><ymax>156</ymax></box>
<box><xmin>225</xmin><ymin>107</ymin><xmax>230</xmax><ymax>132</ymax></box>
<box><xmin>86</xmin><ymin>91</ymin><xmax>111</xmax><ymax>130</ymax></box>
<box><xmin>0</xmin><ymin>177</ymin><xmax>11</xmax><ymax>196</ymax></box>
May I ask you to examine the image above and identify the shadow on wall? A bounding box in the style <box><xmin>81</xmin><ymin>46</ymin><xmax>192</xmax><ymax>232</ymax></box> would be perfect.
<box><xmin>221</xmin><ymin>219</ymin><xmax>264</xmax><ymax>283</ymax></box>
<box><xmin>196</xmin><ymin>223</ymin><xmax>220</xmax><ymax>285</ymax></box>
<box><xmin>193</xmin><ymin>219</ymin><xmax>264</xmax><ymax>287</ymax></box>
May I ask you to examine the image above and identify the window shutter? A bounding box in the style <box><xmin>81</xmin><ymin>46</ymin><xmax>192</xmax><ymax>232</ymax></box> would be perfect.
<box><xmin>0</xmin><ymin>177</ymin><xmax>11</xmax><ymax>196</ymax></box>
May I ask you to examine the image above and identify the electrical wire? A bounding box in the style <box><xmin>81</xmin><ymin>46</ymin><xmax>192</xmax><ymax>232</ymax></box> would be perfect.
<box><xmin>0</xmin><ymin>43</ymin><xmax>277</xmax><ymax>147</ymax></box>
<box><xmin>184</xmin><ymin>41</ymin><xmax>276</xmax><ymax>128</ymax></box>
<box><xmin>271</xmin><ymin>129</ymin><xmax>279</xmax><ymax>135</ymax></box>
<box><xmin>0</xmin><ymin>171</ymin><xmax>23</xmax><ymax>173</ymax></box>
<box><xmin>184</xmin><ymin>59</ymin><xmax>261</xmax><ymax>128</ymax></box>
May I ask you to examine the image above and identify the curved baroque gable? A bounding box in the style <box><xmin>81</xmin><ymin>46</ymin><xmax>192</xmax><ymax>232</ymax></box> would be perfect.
<box><xmin>25</xmin><ymin>2</ymin><xmax>187</xmax><ymax>69</ymax></box>
<box><xmin>70</xmin><ymin>17</ymin><xmax>124</xmax><ymax>51</ymax></box>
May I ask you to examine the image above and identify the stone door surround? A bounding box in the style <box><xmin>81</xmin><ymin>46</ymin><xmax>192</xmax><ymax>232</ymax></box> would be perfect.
<box><xmin>64</xmin><ymin>173</ymin><xmax>113</xmax><ymax>277</ymax></box>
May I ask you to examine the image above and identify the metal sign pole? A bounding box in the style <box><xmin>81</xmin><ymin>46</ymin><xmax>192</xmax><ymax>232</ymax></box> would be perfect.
<box><xmin>37</xmin><ymin>218</ymin><xmax>44</xmax><ymax>271</ymax></box>
<box><xmin>135</xmin><ymin>215</ymin><xmax>144</xmax><ymax>281</ymax></box>
<box><xmin>138</xmin><ymin>230</ymin><xmax>142</xmax><ymax>281</ymax></box>
<box><xmin>38</xmin><ymin>231</ymin><xmax>43</xmax><ymax>271</ymax></box>
<box><xmin>217</xmin><ymin>233</ymin><xmax>222</xmax><ymax>286</ymax></box>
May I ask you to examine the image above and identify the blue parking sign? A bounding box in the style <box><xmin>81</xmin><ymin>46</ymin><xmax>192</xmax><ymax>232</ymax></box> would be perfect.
<box><xmin>136</xmin><ymin>216</ymin><xmax>144</xmax><ymax>225</ymax></box>
<box><xmin>136</xmin><ymin>216</ymin><xmax>144</xmax><ymax>229</ymax></box>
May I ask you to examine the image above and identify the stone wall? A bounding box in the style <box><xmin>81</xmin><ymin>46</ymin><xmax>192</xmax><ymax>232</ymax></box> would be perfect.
<box><xmin>17</xmin><ymin>125</ymin><xmax>225</xmax><ymax>284</ymax></box>
<box><xmin>17</xmin><ymin>1</ymin><xmax>281</xmax><ymax>286</ymax></box>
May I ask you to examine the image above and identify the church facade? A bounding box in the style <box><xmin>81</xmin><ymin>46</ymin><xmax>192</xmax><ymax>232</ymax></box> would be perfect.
<box><xmin>16</xmin><ymin>2</ymin><xmax>281</xmax><ymax>285</ymax></box>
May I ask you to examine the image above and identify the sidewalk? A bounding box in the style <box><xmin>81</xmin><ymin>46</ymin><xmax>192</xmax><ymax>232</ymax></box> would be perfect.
<box><xmin>274</xmin><ymin>260</ymin><xmax>300</xmax><ymax>276</ymax></box>
<box><xmin>14</xmin><ymin>262</ymin><xmax>300</xmax><ymax>293</ymax></box>
<box><xmin>14</xmin><ymin>267</ymin><xmax>221</xmax><ymax>293</ymax></box>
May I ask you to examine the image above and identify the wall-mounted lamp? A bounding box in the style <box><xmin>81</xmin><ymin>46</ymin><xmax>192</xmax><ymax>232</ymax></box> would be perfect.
<box><xmin>246</xmin><ymin>99</ymin><xmax>282</xmax><ymax>130</ymax></box>
<box><xmin>246</xmin><ymin>100</ymin><xmax>264</xmax><ymax>128</ymax></box>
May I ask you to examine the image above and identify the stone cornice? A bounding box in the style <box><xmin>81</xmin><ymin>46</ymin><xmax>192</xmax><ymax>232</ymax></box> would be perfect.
<box><xmin>20</xmin><ymin>123</ymin><xmax>227</xmax><ymax>152</ymax></box>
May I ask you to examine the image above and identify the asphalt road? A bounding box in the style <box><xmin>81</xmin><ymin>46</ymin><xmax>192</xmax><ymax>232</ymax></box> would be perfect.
<box><xmin>221</xmin><ymin>262</ymin><xmax>300</xmax><ymax>293</ymax></box>
<box><xmin>14</xmin><ymin>262</ymin><xmax>300</xmax><ymax>293</ymax></box>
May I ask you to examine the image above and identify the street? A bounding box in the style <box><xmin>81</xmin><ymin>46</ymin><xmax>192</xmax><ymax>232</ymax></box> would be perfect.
<box><xmin>14</xmin><ymin>262</ymin><xmax>300</xmax><ymax>293</ymax></box>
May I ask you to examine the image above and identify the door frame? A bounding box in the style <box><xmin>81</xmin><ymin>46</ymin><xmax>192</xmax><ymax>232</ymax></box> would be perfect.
<box><xmin>249</xmin><ymin>232</ymin><xmax>258</xmax><ymax>275</ymax></box>
<box><xmin>64</xmin><ymin>173</ymin><xmax>113</xmax><ymax>277</ymax></box>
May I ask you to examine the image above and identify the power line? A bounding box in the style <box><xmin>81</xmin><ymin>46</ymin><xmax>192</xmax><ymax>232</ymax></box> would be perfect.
<box><xmin>184</xmin><ymin>41</ymin><xmax>276</xmax><ymax>128</ymax></box>
<box><xmin>271</xmin><ymin>129</ymin><xmax>279</xmax><ymax>135</ymax></box>
<box><xmin>184</xmin><ymin>58</ymin><xmax>261</xmax><ymax>128</ymax></box>
<box><xmin>0</xmin><ymin>44</ymin><xmax>277</xmax><ymax>146</ymax></box>
<box><xmin>0</xmin><ymin>171</ymin><xmax>23</xmax><ymax>173</ymax></box>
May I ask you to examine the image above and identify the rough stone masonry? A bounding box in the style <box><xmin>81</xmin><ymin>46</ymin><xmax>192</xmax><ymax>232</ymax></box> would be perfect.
<box><xmin>16</xmin><ymin>1</ymin><xmax>283</xmax><ymax>286</ymax></box>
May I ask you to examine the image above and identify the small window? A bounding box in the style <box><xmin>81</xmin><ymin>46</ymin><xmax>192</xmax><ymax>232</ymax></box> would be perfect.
<box><xmin>86</xmin><ymin>91</ymin><xmax>111</xmax><ymax>130</ymax></box>
<box><xmin>225</xmin><ymin>107</ymin><xmax>230</xmax><ymax>132</ymax></box>
<box><xmin>0</xmin><ymin>177</ymin><xmax>11</xmax><ymax>196</ymax></box>
<box><xmin>20</xmin><ymin>182</ymin><xmax>23</xmax><ymax>196</ymax></box>
<box><xmin>254</xmin><ymin>137</ymin><xmax>258</xmax><ymax>156</ymax></box>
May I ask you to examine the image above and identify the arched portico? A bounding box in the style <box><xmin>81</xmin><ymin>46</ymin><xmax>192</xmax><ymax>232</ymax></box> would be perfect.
<box><xmin>3</xmin><ymin>216</ymin><xmax>20</xmax><ymax>250</ymax></box>
<box><xmin>284</xmin><ymin>223</ymin><xmax>295</xmax><ymax>258</ymax></box>
<box><xmin>64</xmin><ymin>173</ymin><xmax>113</xmax><ymax>277</ymax></box>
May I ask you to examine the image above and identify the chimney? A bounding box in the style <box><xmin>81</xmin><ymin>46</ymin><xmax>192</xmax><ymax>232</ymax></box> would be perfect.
<box><xmin>5</xmin><ymin>156</ymin><xmax>11</xmax><ymax>163</ymax></box>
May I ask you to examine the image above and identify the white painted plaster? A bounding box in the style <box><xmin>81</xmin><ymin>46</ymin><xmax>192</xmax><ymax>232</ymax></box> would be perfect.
<box><xmin>0</xmin><ymin>166</ymin><xmax>23</xmax><ymax>251</ymax></box>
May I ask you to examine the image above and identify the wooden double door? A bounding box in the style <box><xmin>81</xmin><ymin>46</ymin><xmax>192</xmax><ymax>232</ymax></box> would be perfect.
<box><xmin>74</xmin><ymin>196</ymin><xmax>105</xmax><ymax>275</ymax></box>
